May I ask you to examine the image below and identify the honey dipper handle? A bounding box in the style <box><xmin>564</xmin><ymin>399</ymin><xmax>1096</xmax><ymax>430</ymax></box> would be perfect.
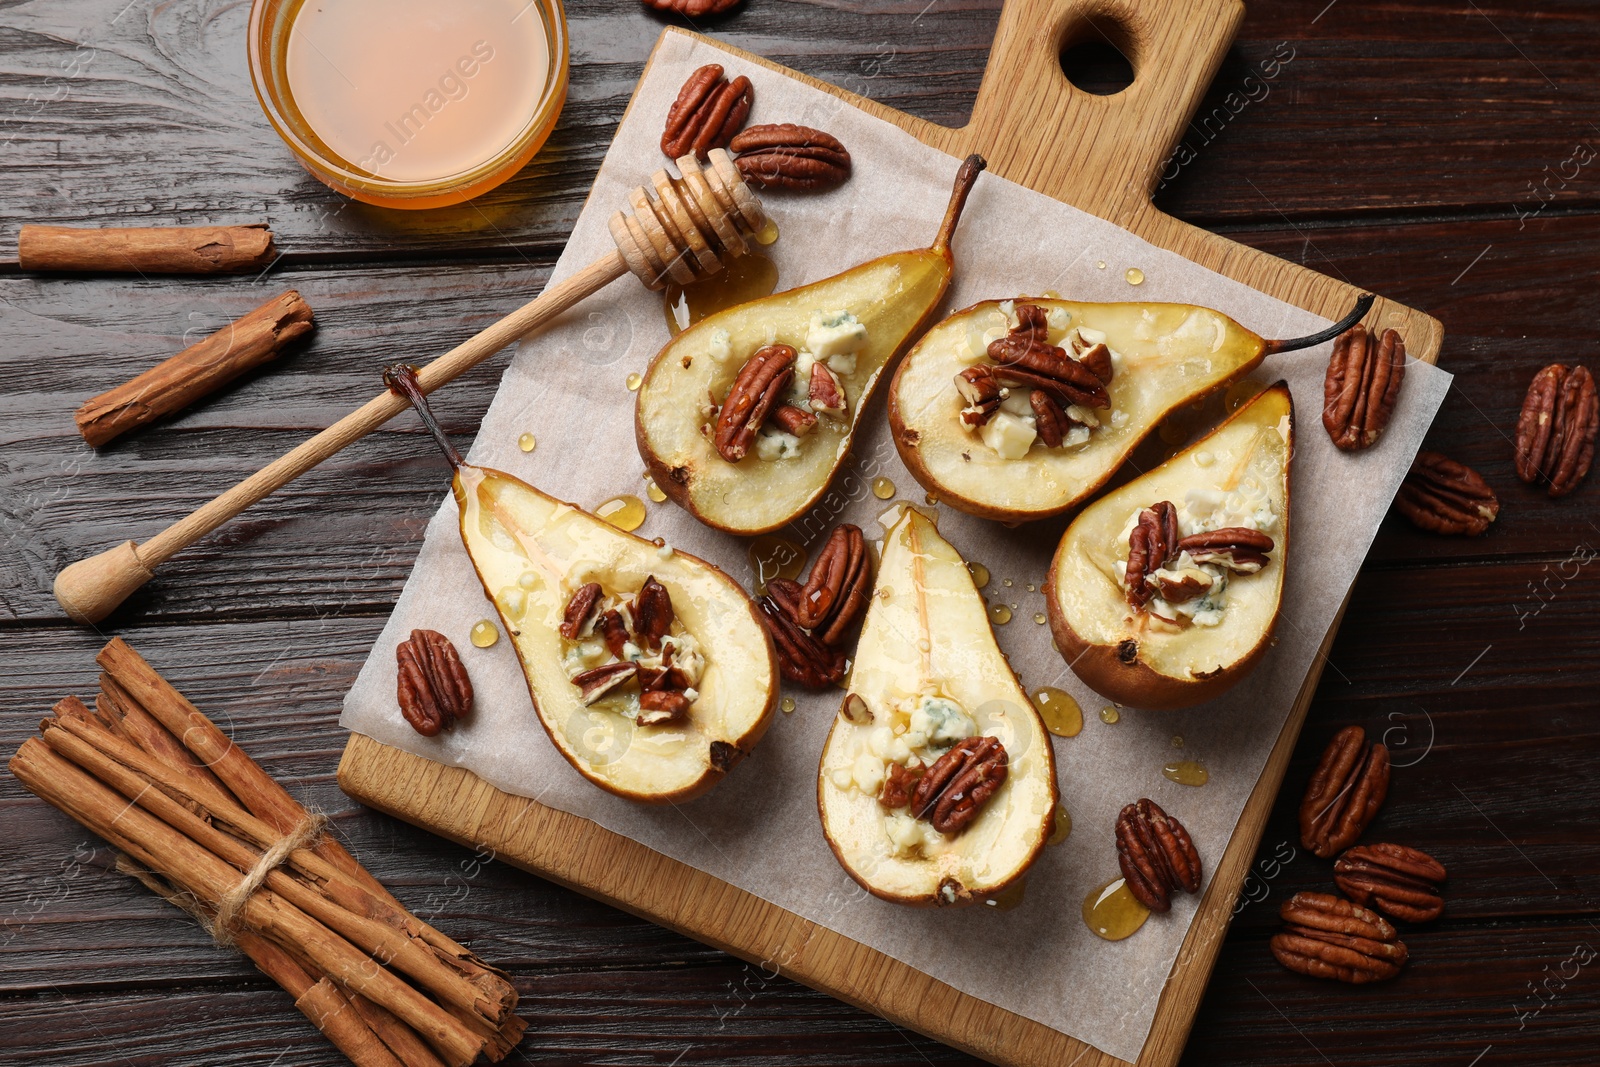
<box><xmin>54</xmin><ymin>250</ymin><xmax>628</xmax><ymax>625</ymax></box>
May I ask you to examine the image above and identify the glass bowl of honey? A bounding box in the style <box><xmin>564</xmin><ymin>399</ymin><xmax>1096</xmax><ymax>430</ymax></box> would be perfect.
<box><xmin>248</xmin><ymin>0</ymin><xmax>568</xmax><ymax>209</ymax></box>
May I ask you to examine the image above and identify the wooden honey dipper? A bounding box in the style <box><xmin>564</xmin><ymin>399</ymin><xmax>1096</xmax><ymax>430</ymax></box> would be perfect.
<box><xmin>54</xmin><ymin>150</ymin><xmax>769</xmax><ymax>625</ymax></box>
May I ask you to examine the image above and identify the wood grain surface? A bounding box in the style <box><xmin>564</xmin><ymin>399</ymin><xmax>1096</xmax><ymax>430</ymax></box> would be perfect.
<box><xmin>2</xmin><ymin>1</ymin><xmax>1598</xmax><ymax>1065</ymax></box>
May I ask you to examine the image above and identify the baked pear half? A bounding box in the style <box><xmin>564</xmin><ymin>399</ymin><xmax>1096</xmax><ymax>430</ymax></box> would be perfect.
<box><xmin>819</xmin><ymin>507</ymin><xmax>1057</xmax><ymax>906</ymax></box>
<box><xmin>636</xmin><ymin>155</ymin><xmax>985</xmax><ymax>536</ymax></box>
<box><xmin>387</xmin><ymin>367</ymin><xmax>777</xmax><ymax>803</ymax></box>
<box><xmin>890</xmin><ymin>294</ymin><xmax>1367</xmax><ymax>522</ymax></box>
<box><xmin>1045</xmin><ymin>381</ymin><xmax>1293</xmax><ymax>710</ymax></box>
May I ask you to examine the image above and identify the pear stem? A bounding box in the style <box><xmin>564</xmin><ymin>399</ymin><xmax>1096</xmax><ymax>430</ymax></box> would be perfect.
<box><xmin>1262</xmin><ymin>292</ymin><xmax>1376</xmax><ymax>355</ymax></box>
<box><xmin>932</xmin><ymin>154</ymin><xmax>987</xmax><ymax>254</ymax></box>
<box><xmin>383</xmin><ymin>363</ymin><xmax>464</xmax><ymax>471</ymax></box>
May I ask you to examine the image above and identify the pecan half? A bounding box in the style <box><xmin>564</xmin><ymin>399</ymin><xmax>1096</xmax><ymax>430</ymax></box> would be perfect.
<box><xmin>638</xmin><ymin>688</ymin><xmax>692</xmax><ymax>726</ymax></box>
<box><xmin>596</xmin><ymin>609</ymin><xmax>631</xmax><ymax>659</ymax></box>
<box><xmin>1299</xmin><ymin>726</ymin><xmax>1391</xmax><ymax>858</ymax></box>
<box><xmin>912</xmin><ymin>735</ymin><xmax>1008</xmax><ymax>835</ymax></box>
<box><xmin>790</xmin><ymin>524</ymin><xmax>870</xmax><ymax>641</ymax></box>
<box><xmin>879</xmin><ymin>759</ymin><xmax>925</xmax><ymax>810</ymax></box>
<box><xmin>955</xmin><ymin>365</ymin><xmax>1004</xmax><ymax>427</ymax></box>
<box><xmin>1030</xmin><ymin>390</ymin><xmax>1072</xmax><ymax>447</ymax></box>
<box><xmin>560</xmin><ymin>582</ymin><xmax>602</xmax><ymax>640</ymax></box>
<box><xmin>1271</xmin><ymin>891</ymin><xmax>1408</xmax><ymax>983</ymax></box>
<box><xmin>758</xmin><ymin>598</ymin><xmax>846</xmax><ymax>688</ymax></box>
<box><xmin>772</xmin><ymin>404</ymin><xmax>817</xmax><ymax>436</ymax></box>
<box><xmin>1115</xmin><ymin>798</ymin><xmax>1202</xmax><ymax>912</ymax></box>
<box><xmin>660</xmin><ymin>64</ymin><xmax>752</xmax><ymax>161</ymax></box>
<box><xmin>631</xmin><ymin>576</ymin><xmax>674</xmax><ymax>651</ymax></box>
<box><xmin>1153</xmin><ymin>568</ymin><xmax>1213</xmax><ymax>604</ymax></box>
<box><xmin>1176</xmin><ymin>528</ymin><xmax>1275</xmax><ymax>573</ymax></box>
<box><xmin>1515</xmin><ymin>363</ymin><xmax>1597</xmax><ymax>498</ymax></box>
<box><xmin>572</xmin><ymin>662</ymin><xmax>638</xmax><ymax>706</ymax></box>
<box><xmin>809</xmin><ymin>363</ymin><xmax>846</xmax><ymax>416</ymax></box>
<box><xmin>1323</xmin><ymin>325</ymin><xmax>1406</xmax><ymax>452</ymax></box>
<box><xmin>1395</xmin><ymin>451</ymin><xmax>1500</xmax><ymax>536</ymax></box>
<box><xmin>1335</xmin><ymin>842</ymin><xmax>1447</xmax><ymax>924</ymax></box>
<box><xmin>643</xmin><ymin>0</ymin><xmax>742</xmax><ymax>16</ymax></box>
<box><xmin>1076</xmin><ymin>342</ymin><xmax>1114</xmax><ymax>385</ymax></box>
<box><xmin>714</xmin><ymin>344</ymin><xmax>795</xmax><ymax>462</ymax></box>
<box><xmin>730</xmin><ymin>123</ymin><xmax>851</xmax><ymax>191</ymax></box>
<box><xmin>396</xmin><ymin>629</ymin><xmax>473</xmax><ymax>737</ymax></box>
<box><xmin>1124</xmin><ymin>501</ymin><xmax>1180</xmax><ymax>610</ymax></box>
<box><xmin>990</xmin><ymin>344</ymin><xmax>1108</xmax><ymax>409</ymax></box>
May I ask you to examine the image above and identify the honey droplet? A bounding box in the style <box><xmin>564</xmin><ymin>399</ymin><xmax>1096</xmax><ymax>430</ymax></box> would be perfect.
<box><xmin>663</xmin><ymin>251</ymin><xmax>780</xmax><ymax>335</ymax></box>
<box><xmin>748</xmin><ymin>535</ymin><xmax>807</xmax><ymax>596</ymax></box>
<box><xmin>985</xmin><ymin>878</ymin><xmax>1027</xmax><ymax>911</ymax></box>
<box><xmin>1099</xmin><ymin>705</ymin><xmax>1121</xmax><ymax>724</ymax></box>
<box><xmin>1162</xmin><ymin>759</ymin><xmax>1210</xmax><ymax>787</ymax></box>
<box><xmin>1225</xmin><ymin>378</ymin><xmax>1267</xmax><ymax>413</ymax></box>
<box><xmin>1026</xmin><ymin>583</ymin><xmax>1036</xmax><ymax>592</ymax></box>
<box><xmin>754</xmin><ymin>216</ymin><xmax>780</xmax><ymax>246</ymax></box>
<box><xmin>968</xmin><ymin>561</ymin><xmax>991</xmax><ymax>589</ymax></box>
<box><xmin>1083</xmin><ymin>877</ymin><xmax>1151</xmax><ymax>941</ymax></box>
<box><xmin>1125</xmin><ymin>267</ymin><xmax>1145</xmax><ymax>286</ymax></box>
<box><xmin>781</xmin><ymin>696</ymin><xmax>796</xmax><ymax>714</ymax></box>
<box><xmin>1048</xmin><ymin>804</ymin><xmax>1073</xmax><ymax>845</ymax></box>
<box><xmin>644</xmin><ymin>477</ymin><xmax>668</xmax><ymax>503</ymax></box>
<box><xmin>1033</xmin><ymin>612</ymin><xmax>1046</xmax><ymax>625</ymax></box>
<box><xmin>872</xmin><ymin>476</ymin><xmax>896</xmax><ymax>500</ymax></box>
<box><xmin>469</xmin><ymin>619</ymin><xmax>500</xmax><ymax>648</ymax></box>
<box><xmin>517</xmin><ymin>432</ymin><xmax>537</xmax><ymax>453</ymax></box>
<box><xmin>924</xmin><ymin>491</ymin><xmax>939</xmax><ymax>505</ymax></box>
<box><xmin>625</xmin><ymin>372</ymin><xmax>642</xmax><ymax>391</ymax></box>
<box><xmin>596</xmin><ymin>494</ymin><xmax>647</xmax><ymax>532</ymax></box>
<box><xmin>1096</xmin><ymin>260</ymin><xmax>1107</xmax><ymax>270</ymax></box>
<box><xmin>1171</xmin><ymin>735</ymin><xmax>1185</xmax><ymax>748</ymax></box>
<box><xmin>1032</xmin><ymin>687</ymin><xmax>1082</xmax><ymax>737</ymax></box>
<box><xmin>988</xmin><ymin>603</ymin><xmax>1012</xmax><ymax>625</ymax></box>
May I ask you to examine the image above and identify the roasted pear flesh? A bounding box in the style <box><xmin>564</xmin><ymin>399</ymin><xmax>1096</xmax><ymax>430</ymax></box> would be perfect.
<box><xmin>1045</xmin><ymin>382</ymin><xmax>1294</xmax><ymax>711</ymax></box>
<box><xmin>890</xmin><ymin>295</ymin><xmax>1367</xmax><ymax>522</ymax></box>
<box><xmin>636</xmin><ymin>155</ymin><xmax>986</xmax><ymax>536</ymax></box>
<box><xmin>386</xmin><ymin>366</ymin><xmax>778</xmax><ymax>803</ymax></box>
<box><xmin>818</xmin><ymin>507</ymin><xmax>1056</xmax><ymax>906</ymax></box>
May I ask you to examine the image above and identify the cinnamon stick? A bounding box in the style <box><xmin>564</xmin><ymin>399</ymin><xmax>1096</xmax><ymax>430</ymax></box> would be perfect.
<box><xmin>74</xmin><ymin>289</ymin><xmax>314</xmax><ymax>447</ymax></box>
<box><xmin>18</xmin><ymin>223</ymin><xmax>277</xmax><ymax>274</ymax></box>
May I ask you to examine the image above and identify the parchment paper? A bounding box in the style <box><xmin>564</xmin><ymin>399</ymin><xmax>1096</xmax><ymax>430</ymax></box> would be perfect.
<box><xmin>342</xmin><ymin>35</ymin><xmax>1451</xmax><ymax>1062</ymax></box>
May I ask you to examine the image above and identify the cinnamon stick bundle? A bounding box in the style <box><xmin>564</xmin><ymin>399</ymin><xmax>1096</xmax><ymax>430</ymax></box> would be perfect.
<box><xmin>8</xmin><ymin>638</ymin><xmax>527</xmax><ymax>1066</ymax></box>
<box><xmin>75</xmin><ymin>289</ymin><xmax>315</xmax><ymax>447</ymax></box>
<box><xmin>19</xmin><ymin>223</ymin><xmax>277</xmax><ymax>274</ymax></box>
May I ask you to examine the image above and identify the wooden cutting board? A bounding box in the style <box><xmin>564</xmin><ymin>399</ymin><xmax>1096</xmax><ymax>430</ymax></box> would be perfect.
<box><xmin>340</xmin><ymin>2</ymin><xmax>1442</xmax><ymax>1064</ymax></box>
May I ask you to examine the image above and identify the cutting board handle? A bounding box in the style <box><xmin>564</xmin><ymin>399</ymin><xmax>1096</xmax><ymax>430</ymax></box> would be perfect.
<box><xmin>966</xmin><ymin>0</ymin><xmax>1246</xmax><ymax>223</ymax></box>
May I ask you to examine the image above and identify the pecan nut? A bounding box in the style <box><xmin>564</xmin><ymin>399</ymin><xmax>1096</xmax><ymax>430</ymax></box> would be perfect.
<box><xmin>638</xmin><ymin>688</ymin><xmax>692</xmax><ymax>726</ymax></box>
<box><xmin>730</xmin><ymin>123</ymin><xmax>851</xmax><ymax>191</ymax></box>
<box><xmin>660</xmin><ymin>64</ymin><xmax>752</xmax><ymax>161</ymax></box>
<box><xmin>1030</xmin><ymin>390</ymin><xmax>1072</xmax><ymax>447</ymax></box>
<box><xmin>1124</xmin><ymin>501</ymin><xmax>1180</xmax><ymax>610</ymax></box>
<box><xmin>988</xmin><ymin>308</ymin><xmax>1109</xmax><ymax>410</ymax></box>
<box><xmin>642</xmin><ymin>0</ymin><xmax>742</xmax><ymax>16</ymax></box>
<box><xmin>759</xmin><ymin>597</ymin><xmax>846</xmax><ymax>688</ymax></box>
<box><xmin>396</xmin><ymin>629</ymin><xmax>473</xmax><ymax>737</ymax></box>
<box><xmin>878</xmin><ymin>758</ymin><xmax>924</xmax><ymax>810</ymax></box>
<box><xmin>1395</xmin><ymin>451</ymin><xmax>1500</xmax><ymax>536</ymax></box>
<box><xmin>631</xmin><ymin>576</ymin><xmax>674</xmax><ymax>650</ymax></box>
<box><xmin>1115</xmin><ymin>798</ymin><xmax>1202</xmax><ymax>912</ymax></box>
<box><xmin>912</xmin><ymin>735</ymin><xmax>1008</xmax><ymax>835</ymax></box>
<box><xmin>714</xmin><ymin>344</ymin><xmax>795</xmax><ymax>462</ymax></box>
<box><xmin>1175</xmin><ymin>528</ymin><xmax>1275</xmax><ymax>573</ymax></box>
<box><xmin>1271</xmin><ymin>891</ymin><xmax>1408</xmax><ymax>983</ymax></box>
<box><xmin>790</xmin><ymin>524</ymin><xmax>870</xmax><ymax>641</ymax></box>
<box><xmin>572</xmin><ymin>662</ymin><xmax>638</xmax><ymax>706</ymax></box>
<box><xmin>596</xmin><ymin>609</ymin><xmax>631</xmax><ymax>659</ymax></box>
<box><xmin>560</xmin><ymin>582</ymin><xmax>602</xmax><ymax>640</ymax></box>
<box><xmin>1299</xmin><ymin>726</ymin><xmax>1390</xmax><ymax>858</ymax></box>
<box><xmin>1323</xmin><ymin>324</ymin><xmax>1406</xmax><ymax>452</ymax></box>
<box><xmin>1515</xmin><ymin>363</ymin><xmax>1597</xmax><ymax>498</ymax></box>
<box><xmin>1334</xmin><ymin>842</ymin><xmax>1446</xmax><ymax>924</ymax></box>
<box><xmin>772</xmin><ymin>404</ymin><xmax>817</xmax><ymax>436</ymax></box>
<box><xmin>809</xmin><ymin>363</ymin><xmax>846</xmax><ymax>416</ymax></box>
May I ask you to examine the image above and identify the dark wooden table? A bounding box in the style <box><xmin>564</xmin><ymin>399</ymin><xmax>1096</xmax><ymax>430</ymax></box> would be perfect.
<box><xmin>3</xmin><ymin>1</ymin><xmax>1597</xmax><ymax>1063</ymax></box>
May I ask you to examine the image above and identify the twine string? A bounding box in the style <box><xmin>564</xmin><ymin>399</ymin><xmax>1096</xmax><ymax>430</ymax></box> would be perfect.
<box><xmin>208</xmin><ymin>811</ymin><xmax>328</xmax><ymax>946</ymax></box>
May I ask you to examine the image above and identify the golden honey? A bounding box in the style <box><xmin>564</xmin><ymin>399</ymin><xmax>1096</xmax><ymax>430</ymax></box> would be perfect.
<box><xmin>517</xmin><ymin>431</ymin><xmax>537</xmax><ymax>453</ymax></box>
<box><xmin>1083</xmin><ymin>877</ymin><xmax>1150</xmax><ymax>941</ymax></box>
<box><xmin>1048</xmin><ymin>804</ymin><xmax>1073</xmax><ymax>845</ymax></box>
<box><xmin>250</xmin><ymin>0</ymin><xmax>569</xmax><ymax>208</ymax></box>
<box><xmin>1125</xmin><ymin>267</ymin><xmax>1146</xmax><ymax>286</ymax></box>
<box><xmin>871</xmin><ymin>476</ymin><xmax>896</xmax><ymax>500</ymax></box>
<box><xmin>663</xmin><ymin>251</ymin><xmax>779</xmax><ymax>335</ymax></box>
<box><xmin>1099</xmin><ymin>705</ymin><xmax>1121</xmax><ymax>724</ymax></box>
<box><xmin>967</xmin><ymin>561</ymin><xmax>991</xmax><ymax>589</ymax></box>
<box><xmin>595</xmin><ymin>494</ymin><xmax>646</xmax><ymax>532</ymax></box>
<box><xmin>1162</xmin><ymin>759</ymin><xmax>1210</xmax><ymax>787</ymax></box>
<box><xmin>469</xmin><ymin>618</ymin><xmax>500</xmax><ymax>648</ymax></box>
<box><xmin>988</xmin><ymin>603</ymin><xmax>1012</xmax><ymax>625</ymax></box>
<box><xmin>1031</xmin><ymin>687</ymin><xmax>1083</xmax><ymax>738</ymax></box>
